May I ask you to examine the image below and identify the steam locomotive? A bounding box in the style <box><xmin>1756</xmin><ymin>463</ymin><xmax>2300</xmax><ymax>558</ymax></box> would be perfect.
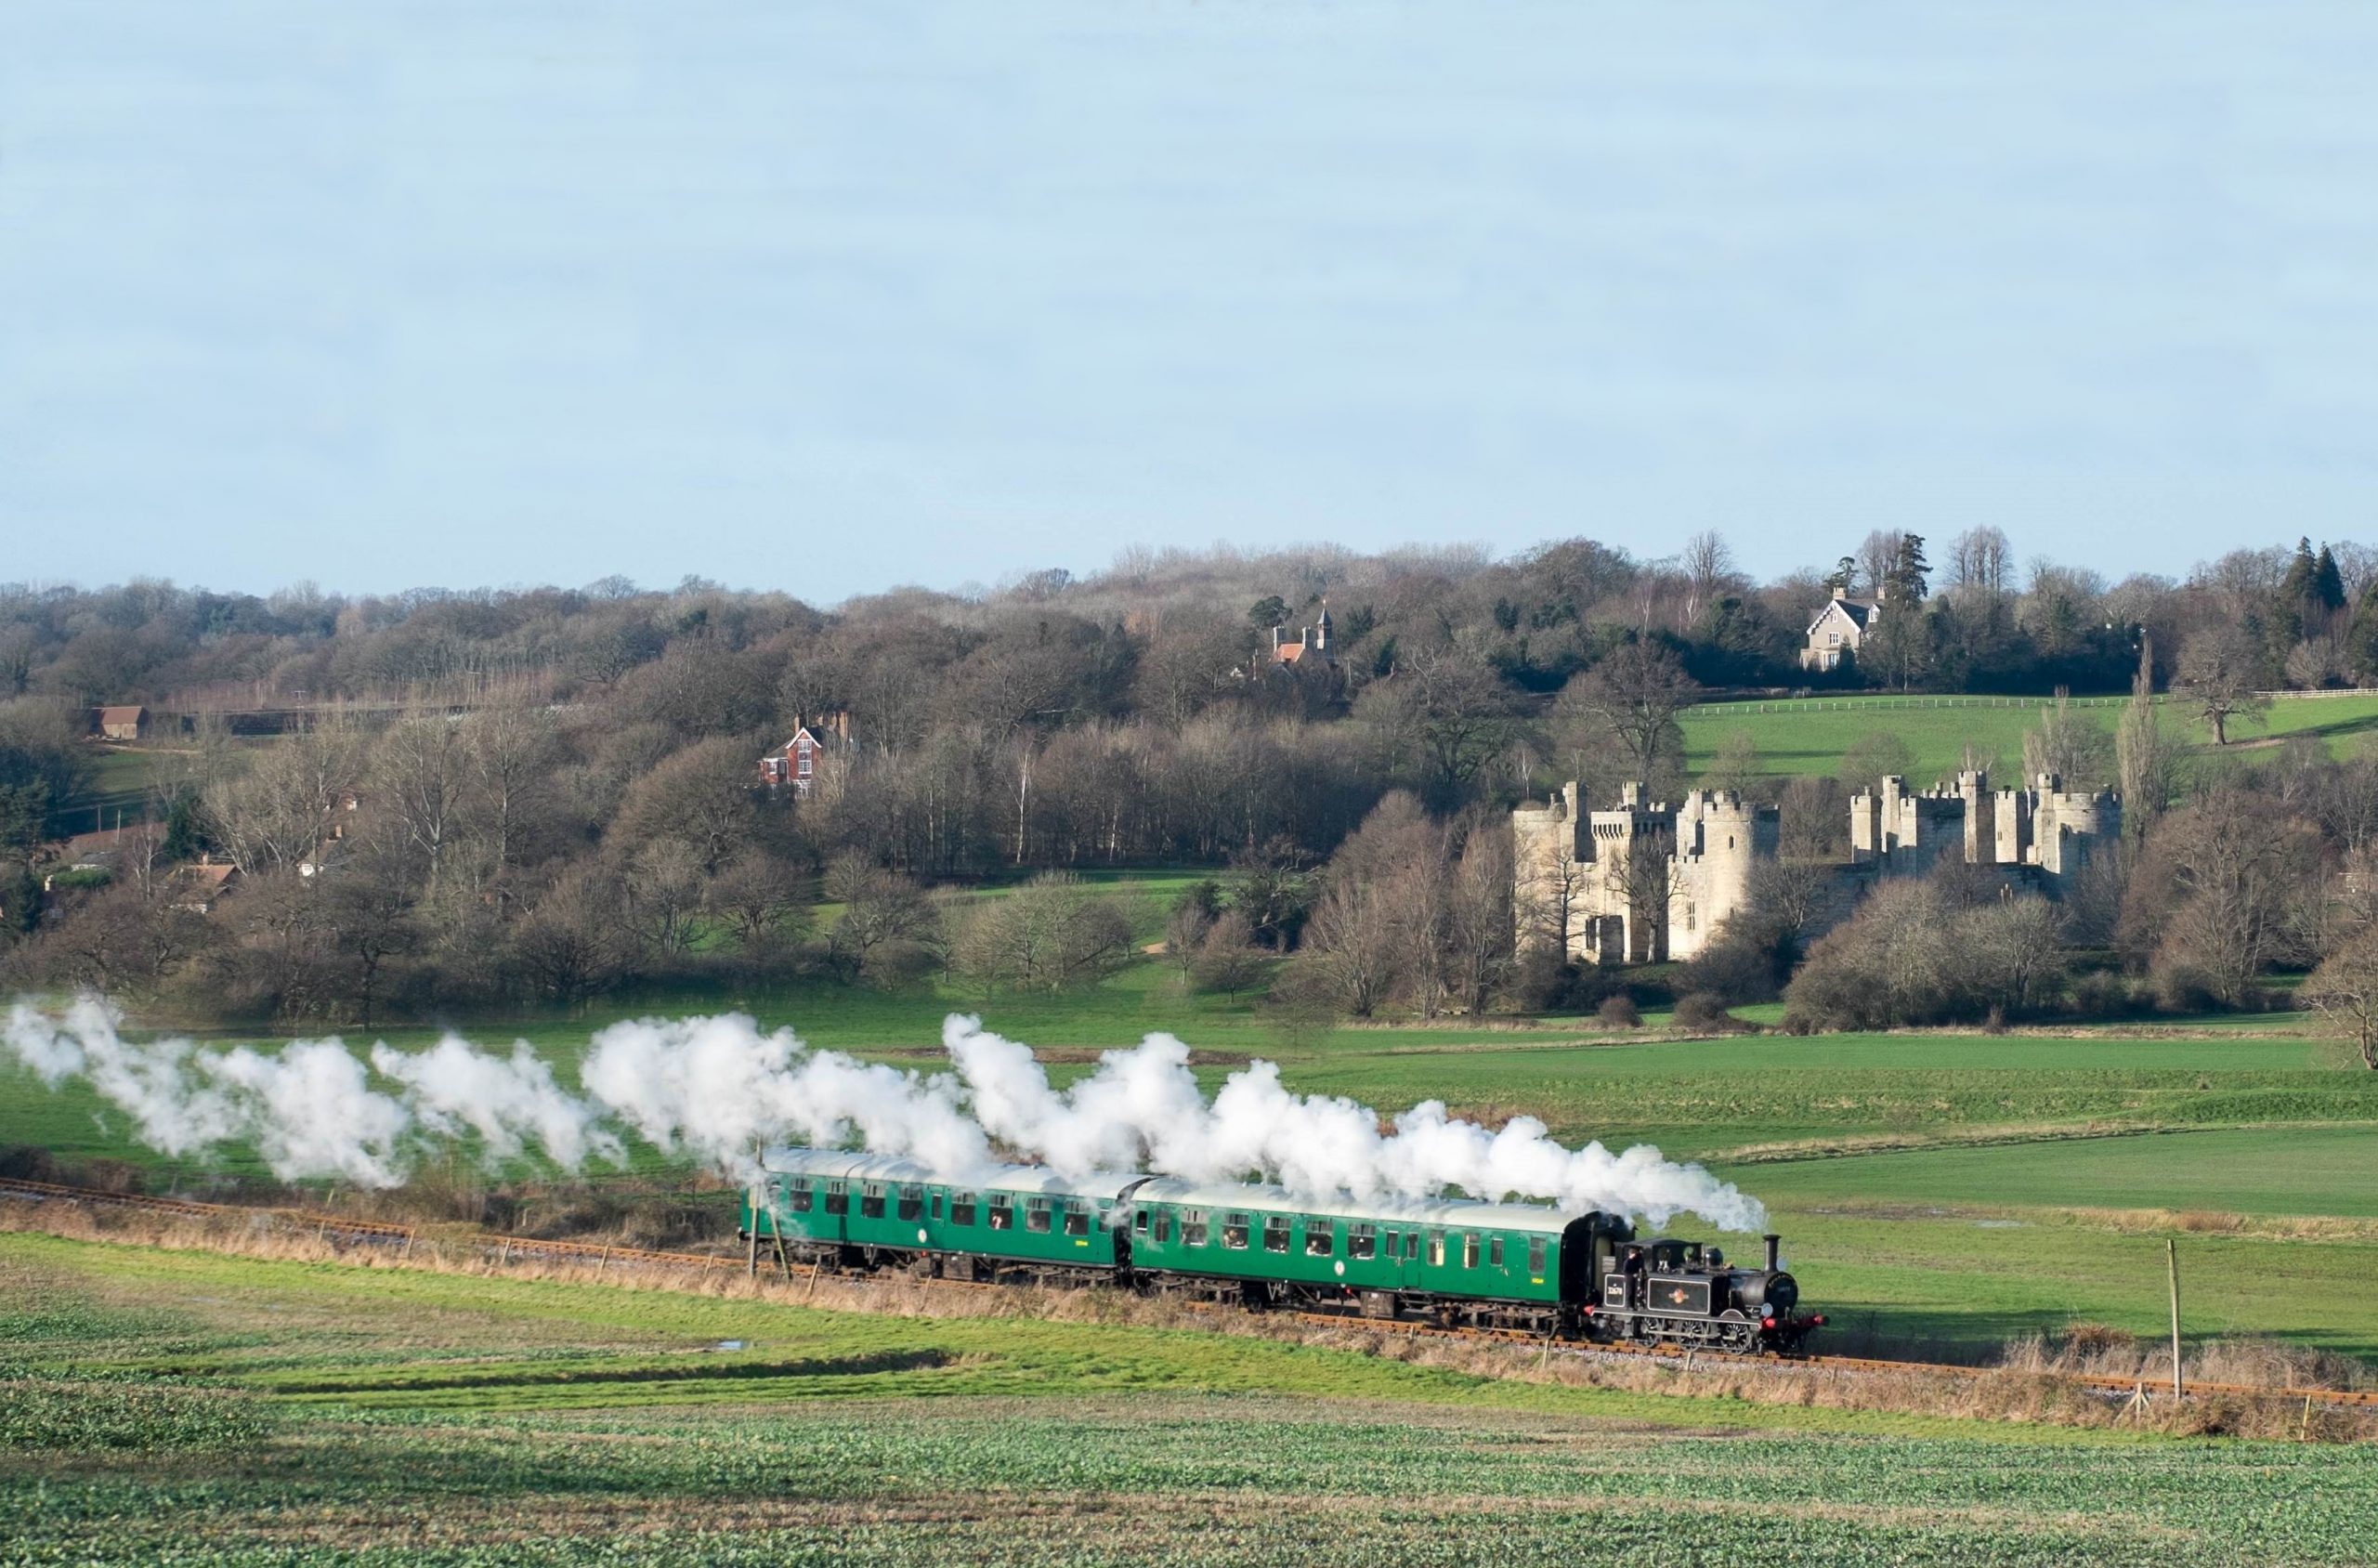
<box><xmin>740</xmin><ymin>1148</ymin><xmax>1823</xmax><ymax>1353</ymax></box>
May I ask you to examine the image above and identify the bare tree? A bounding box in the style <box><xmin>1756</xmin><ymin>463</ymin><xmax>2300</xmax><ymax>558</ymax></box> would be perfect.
<box><xmin>460</xmin><ymin>703</ymin><xmax>561</xmax><ymax>912</ymax></box>
<box><xmin>203</xmin><ymin>721</ymin><xmax>368</xmax><ymax>876</ymax></box>
<box><xmin>950</xmin><ymin>873</ymin><xmax>1137</xmax><ymax>992</ymax></box>
<box><xmin>1189</xmin><ymin>908</ymin><xmax>1267</xmax><ymax>999</ymax></box>
<box><xmin>1679</xmin><ymin>531</ymin><xmax>1737</xmax><ymax>628</ymax></box>
<box><xmin>1946</xmin><ymin>527</ymin><xmax>2014</xmax><ymax>595</ymax></box>
<box><xmin>2116</xmin><ymin>640</ymin><xmax>2177</xmax><ymax>836</ymax></box>
<box><xmin>2305</xmin><ymin>929</ymin><xmax>2378</xmax><ymax>1068</ymax></box>
<box><xmin>2021</xmin><ymin>692</ymin><xmax>2113</xmax><ymax>789</ymax></box>
<box><xmin>377</xmin><ymin>710</ymin><xmax>471</xmax><ymax>898</ymax></box>
<box><xmin>2175</xmin><ymin>626</ymin><xmax>2271</xmax><ymax>747</ymax></box>
<box><xmin>1552</xmin><ymin>641</ymin><xmax>1699</xmax><ymax>789</ymax></box>
<box><xmin>705</xmin><ymin>849</ymin><xmax>813</xmax><ymax>954</ymax></box>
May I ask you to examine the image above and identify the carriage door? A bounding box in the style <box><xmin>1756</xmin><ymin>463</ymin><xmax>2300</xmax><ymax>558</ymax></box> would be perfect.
<box><xmin>1558</xmin><ymin>1216</ymin><xmax>1605</xmax><ymax>1313</ymax></box>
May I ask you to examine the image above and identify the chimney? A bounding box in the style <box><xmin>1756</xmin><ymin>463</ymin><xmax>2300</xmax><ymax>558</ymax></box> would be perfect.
<box><xmin>1271</xmin><ymin>626</ymin><xmax>1282</xmax><ymax>653</ymax></box>
<box><xmin>1764</xmin><ymin>1234</ymin><xmax>1781</xmax><ymax>1272</ymax></box>
<box><xmin>1832</xmin><ymin>585</ymin><xmax>1847</xmax><ymax>600</ymax></box>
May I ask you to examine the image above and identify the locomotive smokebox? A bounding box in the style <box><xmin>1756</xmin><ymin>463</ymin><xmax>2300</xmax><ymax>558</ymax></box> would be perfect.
<box><xmin>1763</xmin><ymin>1234</ymin><xmax>1781</xmax><ymax>1272</ymax></box>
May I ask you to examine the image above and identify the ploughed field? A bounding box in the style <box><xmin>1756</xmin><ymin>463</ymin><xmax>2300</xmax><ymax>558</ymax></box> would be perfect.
<box><xmin>6</xmin><ymin>983</ymin><xmax>2377</xmax><ymax>1366</ymax></box>
<box><xmin>4</xmin><ymin>1232</ymin><xmax>2374</xmax><ymax>1566</ymax></box>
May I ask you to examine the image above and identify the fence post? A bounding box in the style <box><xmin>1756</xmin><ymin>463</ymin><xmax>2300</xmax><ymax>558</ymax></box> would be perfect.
<box><xmin>2167</xmin><ymin>1238</ymin><xmax>2184</xmax><ymax>1400</ymax></box>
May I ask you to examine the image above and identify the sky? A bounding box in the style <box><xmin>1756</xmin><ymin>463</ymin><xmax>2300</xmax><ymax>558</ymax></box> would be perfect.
<box><xmin>3</xmin><ymin>2</ymin><xmax>2374</xmax><ymax>603</ymax></box>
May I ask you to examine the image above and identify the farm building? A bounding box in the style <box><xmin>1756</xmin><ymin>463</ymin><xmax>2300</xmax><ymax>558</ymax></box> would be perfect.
<box><xmin>92</xmin><ymin>704</ymin><xmax>149</xmax><ymax>740</ymax></box>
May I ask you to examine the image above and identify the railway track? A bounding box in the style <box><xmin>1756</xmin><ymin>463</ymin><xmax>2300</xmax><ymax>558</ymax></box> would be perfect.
<box><xmin>6</xmin><ymin>1175</ymin><xmax>2371</xmax><ymax>1410</ymax></box>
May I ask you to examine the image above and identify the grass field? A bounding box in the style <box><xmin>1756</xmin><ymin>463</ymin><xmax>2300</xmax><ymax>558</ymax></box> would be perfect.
<box><xmin>4</xmin><ymin>1229</ymin><xmax>2375</xmax><ymax>1565</ymax></box>
<box><xmin>1679</xmin><ymin>691</ymin><xmax>2378</xmax><ymax>786</ymax></box>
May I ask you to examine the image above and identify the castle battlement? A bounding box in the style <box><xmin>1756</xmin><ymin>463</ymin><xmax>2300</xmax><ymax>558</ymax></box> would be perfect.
<box><xmin>1518</xmin><ymin>768</ymin><xmax>2119</xmax><ymax>969</ymax></box>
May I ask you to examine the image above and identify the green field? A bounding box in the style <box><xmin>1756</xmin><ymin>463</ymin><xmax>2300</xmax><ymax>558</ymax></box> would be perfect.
<box><xmin>1679</xmin><ymin>691</ymin><xmax>2378</xmax><ymax>786</ymax></box>
<box><xmin>5</xmin><ymin>1230</ymin><xmax>2375</xmax><ymax>1565</ymax></box>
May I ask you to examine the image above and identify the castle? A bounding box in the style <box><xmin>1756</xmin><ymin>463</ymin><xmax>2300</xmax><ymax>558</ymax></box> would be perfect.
<box><xmin>1512</xmin><ymin>771</ymin><xmax>2120</xmax><ymax>966</ymax></box>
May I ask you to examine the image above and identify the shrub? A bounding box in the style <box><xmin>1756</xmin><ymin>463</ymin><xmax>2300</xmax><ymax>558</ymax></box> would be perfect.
<box><xmin>1672</xmin><ymin>993</ymin><xmax>1742</xmax><ymax>1032</ymax></box>
<box><xmin>1594</xmin><ymin>994</ymin><xmax>1640</xmax><ymax>1028</ymax></box>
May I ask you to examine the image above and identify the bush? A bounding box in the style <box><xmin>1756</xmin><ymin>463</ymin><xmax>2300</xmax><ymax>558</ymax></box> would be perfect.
<box><xmin>1672</xmin><ymin>993</ymin><xmax>1743</xmax><ymax>1032</ymax></box>
<box><xmin>2068</xmin><ymin>968</ymin><xmax>2142</xmax><ymax>1019</ymax></box>
<box><xmin>1594</xmin><ymin>994</ymin><xmax>1641</xmax><ymax>1028</ymax></box>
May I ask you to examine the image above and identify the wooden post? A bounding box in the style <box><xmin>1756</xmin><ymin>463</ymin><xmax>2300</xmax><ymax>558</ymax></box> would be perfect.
<box><xmin>746</xmin><ymin>1217</ymin><xmax>760</xmax><ymax>1279</ymax></box>
<box><xmin>2167</xmin><ymin>1238</ymin><xmax>2184</xmax><ymax>1400</ymax></box>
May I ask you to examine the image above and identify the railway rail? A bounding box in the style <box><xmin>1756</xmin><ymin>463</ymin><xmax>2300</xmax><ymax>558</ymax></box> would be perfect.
<box><xmin>5</xmin><ymin>1174</ymin><xmax>2371</xmax><ymax>1410</ymax></box>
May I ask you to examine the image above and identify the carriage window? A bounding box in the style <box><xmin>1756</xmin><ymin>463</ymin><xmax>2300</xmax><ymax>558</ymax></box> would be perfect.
<box><xmin>931</xmin><ymin>1193</ymin><xmax>943</xmax><ymax>1220</ymax></box>
<box><xmin>789</xmin><ymin>1180</ymin><xmax>813</xmax><ymax>1214</ymax></box>
<box><xmin>1350</xmin><ymin>1223</ymin><xmax>1377</xmax><ymax>1261</ymax></box>
<box><xmin>1222</xmin><ymin>1213</ymin><xmax>1249</xmax><ymax>1249</ymax></box>
<box><xmin>1264</xmin><ymin>1216</ymin><xmax>1291</xmax><ymax>1253</ymax></box>
<box><xmin>987</xmin><ymin>1195</ymin><xmax>1013</xmax><ymax>1230</ymax></box>
<box><xmin>1463</xmin><ymin>1235</ymin><xmax>1480</xmax><ymax>1269</ymax></box>
<box><xmin>1405</xmin><ymin>1231</ymin><xmax>1420</xmax><ymax>1260</ymax></box>
<box><xmin>860</xmin><ymin>1183</ymin><xmax>886</xmax><ymax>1220</ymax></box>
<box><xmin>951</xmin><ymin>1191</ymin><xmax>976</xmax><ymax>1225</ymax></box>
<box><xmin>824</xmin><ymin>1181</ymin><xmax>849</xmax><ymax>1216</ymax></box>
<box><xmin>1529</xmin><ymin>1237</ymin><xmax>1547</xmax><ymax>1274</ymax></box>
<box><xmin>1489</xmin><ymin>1237</ymin><xmax>1504</xmax><ymax>1269</ymax></box>
<box><xmin>1026</xmin><ymin>1196</ymin><xmax>1053</xmax><ymax>1234</ymax></box>
<box><xmin>1155</xmin><ymin>1211</ymin><xmax>1172</xmax><ymax>1244</ymax></box>
<box><xmin>1427</xmin><ymin>1231</ymin><xmax>1444</xmax><ymax>1266</ymax></box>
<box><xmin>1382</xmin><ymin>1229</ymin><xmax>1399</xmax><ymax>1259</ymax></box>
<box><xmin>1065</xmin><ymin>1209</ymin><xmax>1090</xmax><ymax>1237</ymax></box>
<box><xmin>1182</xmin><ymin>1209</ymin><xmax>1209</xmax><ymax>1248</ymax></box>
<box><xmin>897</xmin><ymin>1184</ymin><xmax>923</xmax><ymax>1222</ymax></box>
<box><xmin>1134</xmin><ymin>1208</ymin><xmax>1150</xmax><ymax>1235</ymax></box>
<box><xmin>1304</xmin><ymin>1220</ymin><xmax>1333</xmax><ymax>1256</ymax></box>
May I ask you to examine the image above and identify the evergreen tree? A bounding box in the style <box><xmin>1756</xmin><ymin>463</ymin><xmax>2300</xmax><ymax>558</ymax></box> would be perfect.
<box><xmin>2349</xmin><ymin>583</ymin><xmax>2378</xmax><ymax>683</ymax></box>
<box><xmin>2314</xmin><ymin>545</ymin><xmax>2348</xmax><ymax>616</ymax></box>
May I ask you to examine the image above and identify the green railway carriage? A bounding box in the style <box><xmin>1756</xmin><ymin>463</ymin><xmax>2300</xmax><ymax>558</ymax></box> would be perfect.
<box><xmin>1124</xmin><ymin>1178</ymin><xmax>1631</xmax><ymax>1332</ymax></box>
<box><xmin>739</xmin><ymin>1147</ymin><xmax>1821</xmax><ymax>1352</ymax></box>
<box><xmin>743</xmin><ymin>1149</ymin><xmax>1128</xmax><ymax>1280</ymax></box>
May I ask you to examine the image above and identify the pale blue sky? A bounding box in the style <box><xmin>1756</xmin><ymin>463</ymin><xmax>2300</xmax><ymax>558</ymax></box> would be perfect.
<box><xmin>3</xmin><ymin>3</ymin><xmax>2373</xmax><ymax>601</ymax></box>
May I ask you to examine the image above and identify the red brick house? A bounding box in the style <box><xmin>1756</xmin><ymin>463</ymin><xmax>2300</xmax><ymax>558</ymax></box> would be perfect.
<box><xmin>758</xmin><ymin>712</ymin><xmax>852</xmax><ymax>799</ymax></box>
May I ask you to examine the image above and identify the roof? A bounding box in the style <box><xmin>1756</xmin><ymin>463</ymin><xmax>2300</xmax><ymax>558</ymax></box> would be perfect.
<box><xmin>97</xmin><ymin>705</ymin><xmax>147</xmax><ymax>723</ymax></box>
<box><xmin>183</xmin><ymin>863</ymin><xmax>239</xmax><ymax>887</ymax></box>
<box><xmin>755</xmin><ymin>1148</ymin><xmax>1590</xmax><ymax>1233</ymax></box>
<box><xmin>1807</xmin><ymin>597</ymin><xmax>1880</xmax><ymax>636</ymax></box>
<box><xmin>758</xmin><ymin>1148</ymin><xmax>1130</xmax><ymax>1198</ymax></box>
<box><xmin>1130</xmin><ymin>1177</ymin><xmax>1581</xmax><ymax>1235</ymax></box>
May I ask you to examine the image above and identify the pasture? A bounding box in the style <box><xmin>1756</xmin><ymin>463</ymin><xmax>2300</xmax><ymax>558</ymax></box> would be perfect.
<box><xmin>4</xmin><ymin>1230</ymin><xmax>2376</xmax><ymax>1565</ymax></box>
<box><xmin>1679</xmin><ymin>690</ymin><xmax>2378</xmax><ymax>786</ymax></box>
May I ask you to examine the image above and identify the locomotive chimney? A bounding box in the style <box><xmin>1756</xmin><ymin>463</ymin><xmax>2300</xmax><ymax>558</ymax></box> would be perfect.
<box><xmin>1763</xmin><ymin>1234</ymin><xmax>1781</xmax><ymax>1272</ymax></box>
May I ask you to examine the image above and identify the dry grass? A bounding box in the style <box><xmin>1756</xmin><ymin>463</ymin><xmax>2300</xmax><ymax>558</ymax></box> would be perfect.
<box><xmin>7</xmin><ymin>1202</ymin><xmax>2373</xmax><ymax>1442</ymax></box>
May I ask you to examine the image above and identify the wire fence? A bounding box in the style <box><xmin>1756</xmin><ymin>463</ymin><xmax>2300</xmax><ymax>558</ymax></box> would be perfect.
<box><xmin>1685</xmin><ymin>690</ymin><xmax>2377</xmax><ymax>717</ymax></box>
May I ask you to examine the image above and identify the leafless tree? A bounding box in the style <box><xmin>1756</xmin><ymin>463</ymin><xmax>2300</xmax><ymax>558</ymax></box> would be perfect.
<box><xmin>2304</xmin><ymin>928</ymin><xmax>2378</xmax><ymax>1069</ymax></box>
<box><xmin>1945</xmin><ymin>527</ymin><xmax>2014</xmax><ymax>595</ymax></box>
<box><xmin>2175</xmin><ymin>626</ymin><xmax>2271</xmax><ymax>746</ymax></box>
<box><xmin>1552</xmin><ymin>641</ymin><xmax>1698</xmax><ymax>789</ymax></box>
<box><xmin>203</xmin><ymin>720</ymin><xmax>368</xmax><ymax>876</ymax></box>
<box><xmin>1679</xmin><ymin>531</ymin><xmax>1737</xmax><ymax>628</ymax></box>
<box><xmin>1189</xmin><ymin>908</ymin><xmax>1267</xmax><ymax>999</ymax></box>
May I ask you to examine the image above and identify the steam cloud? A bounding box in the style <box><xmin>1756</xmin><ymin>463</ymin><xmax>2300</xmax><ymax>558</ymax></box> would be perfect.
<box><xmin>3</xmin><ymin>996</ymin><xmax>1766</xmax><ymax>1231</ymax></box>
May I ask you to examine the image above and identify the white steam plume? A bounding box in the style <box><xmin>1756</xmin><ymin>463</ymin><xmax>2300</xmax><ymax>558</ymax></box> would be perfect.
<box><xmin>4</xmin><ymin>996</ymin><xmax>1768</xmax><ymax>1231</ymax></box>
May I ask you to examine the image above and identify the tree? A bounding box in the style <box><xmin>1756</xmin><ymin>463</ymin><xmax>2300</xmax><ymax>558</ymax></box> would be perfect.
<box><xmin>1705</xmin><ymin>732</ymin><xmax>1763</xmax><ymax>797</ymax></box>
<box><xmin>2118</xmin><ymin>791</ymin><xmax>2321</xmax><ymax>1005</ymax></box>
<box><xmin>376</xmin><ymin>710</ymin><xmax>471</xmax><ymax>899</ymax></box>
<box><xmin>1552</xmin><ymin>640</ymin><xmax>1699</xmax><ymax>789</ymax></box>
<box><xmin>823</xmin><ymin>855</ymin><xmax>941</xmax><ymax>980</ymax></box>
<box><xmin>704</xmin><ymin>849</ymin><xmax>813</xmax><ymax>955</ymax></box>
<box><xmin>950</xmin><ymin>874</ymin><xmax>1137</xmax><ymax>992</ymax></box>
<box><xmin>2116</xmin><ymin>639</ymin><xmax>2176</xmax><ymax>837</ymax></box>
<box><xmin>1946</xmin><ymin>527</ymin><xmax>2014</xmax><ymax>595</ymax></box>
<box><xmin>610</xmin><ymin>737</ymin><xmax>761</xmax><ymax>870</ymax></box>
<box><xmin>202</xmin><ymin>721</ymin><xmax>368</xmax><ymax>877</ymax></box>
<box><xmin>1189</xmin><ymin>909</ymin><xmax>1267</xmax><ymax>999</ymax></box>
<box><xmin>1838</xmin><ymin>730</ymin><xmax>1914</xmax><ymax>788</ymax></box>
<box><xmin>509</xmin><ymin>863</ymin><xmax>634</xmax><ymax>1008</ymax></box>
<box><xmin>1353</xmin><ymin>645</ymin><xmax>1532</xmax><ymax>806</ymax></box>
<box><xmin>2304</xmin><ymin>930</ymin><xmax>2378</xmax><ymax>1069</ymax></box>
<box><xmin>2175</xmin><ymin>626</ymin><xmax>2270</xmax><ymax>746</ymax></box>
<box><xmin>1679</xmin><ymin>531</ymin><xmax>1737</xmax><ymax>628</ymax></box>
<box><xmin>2021</xmin><ymin>692</ymin><xmax>2112</xmax><ymax>790</ymax></box>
